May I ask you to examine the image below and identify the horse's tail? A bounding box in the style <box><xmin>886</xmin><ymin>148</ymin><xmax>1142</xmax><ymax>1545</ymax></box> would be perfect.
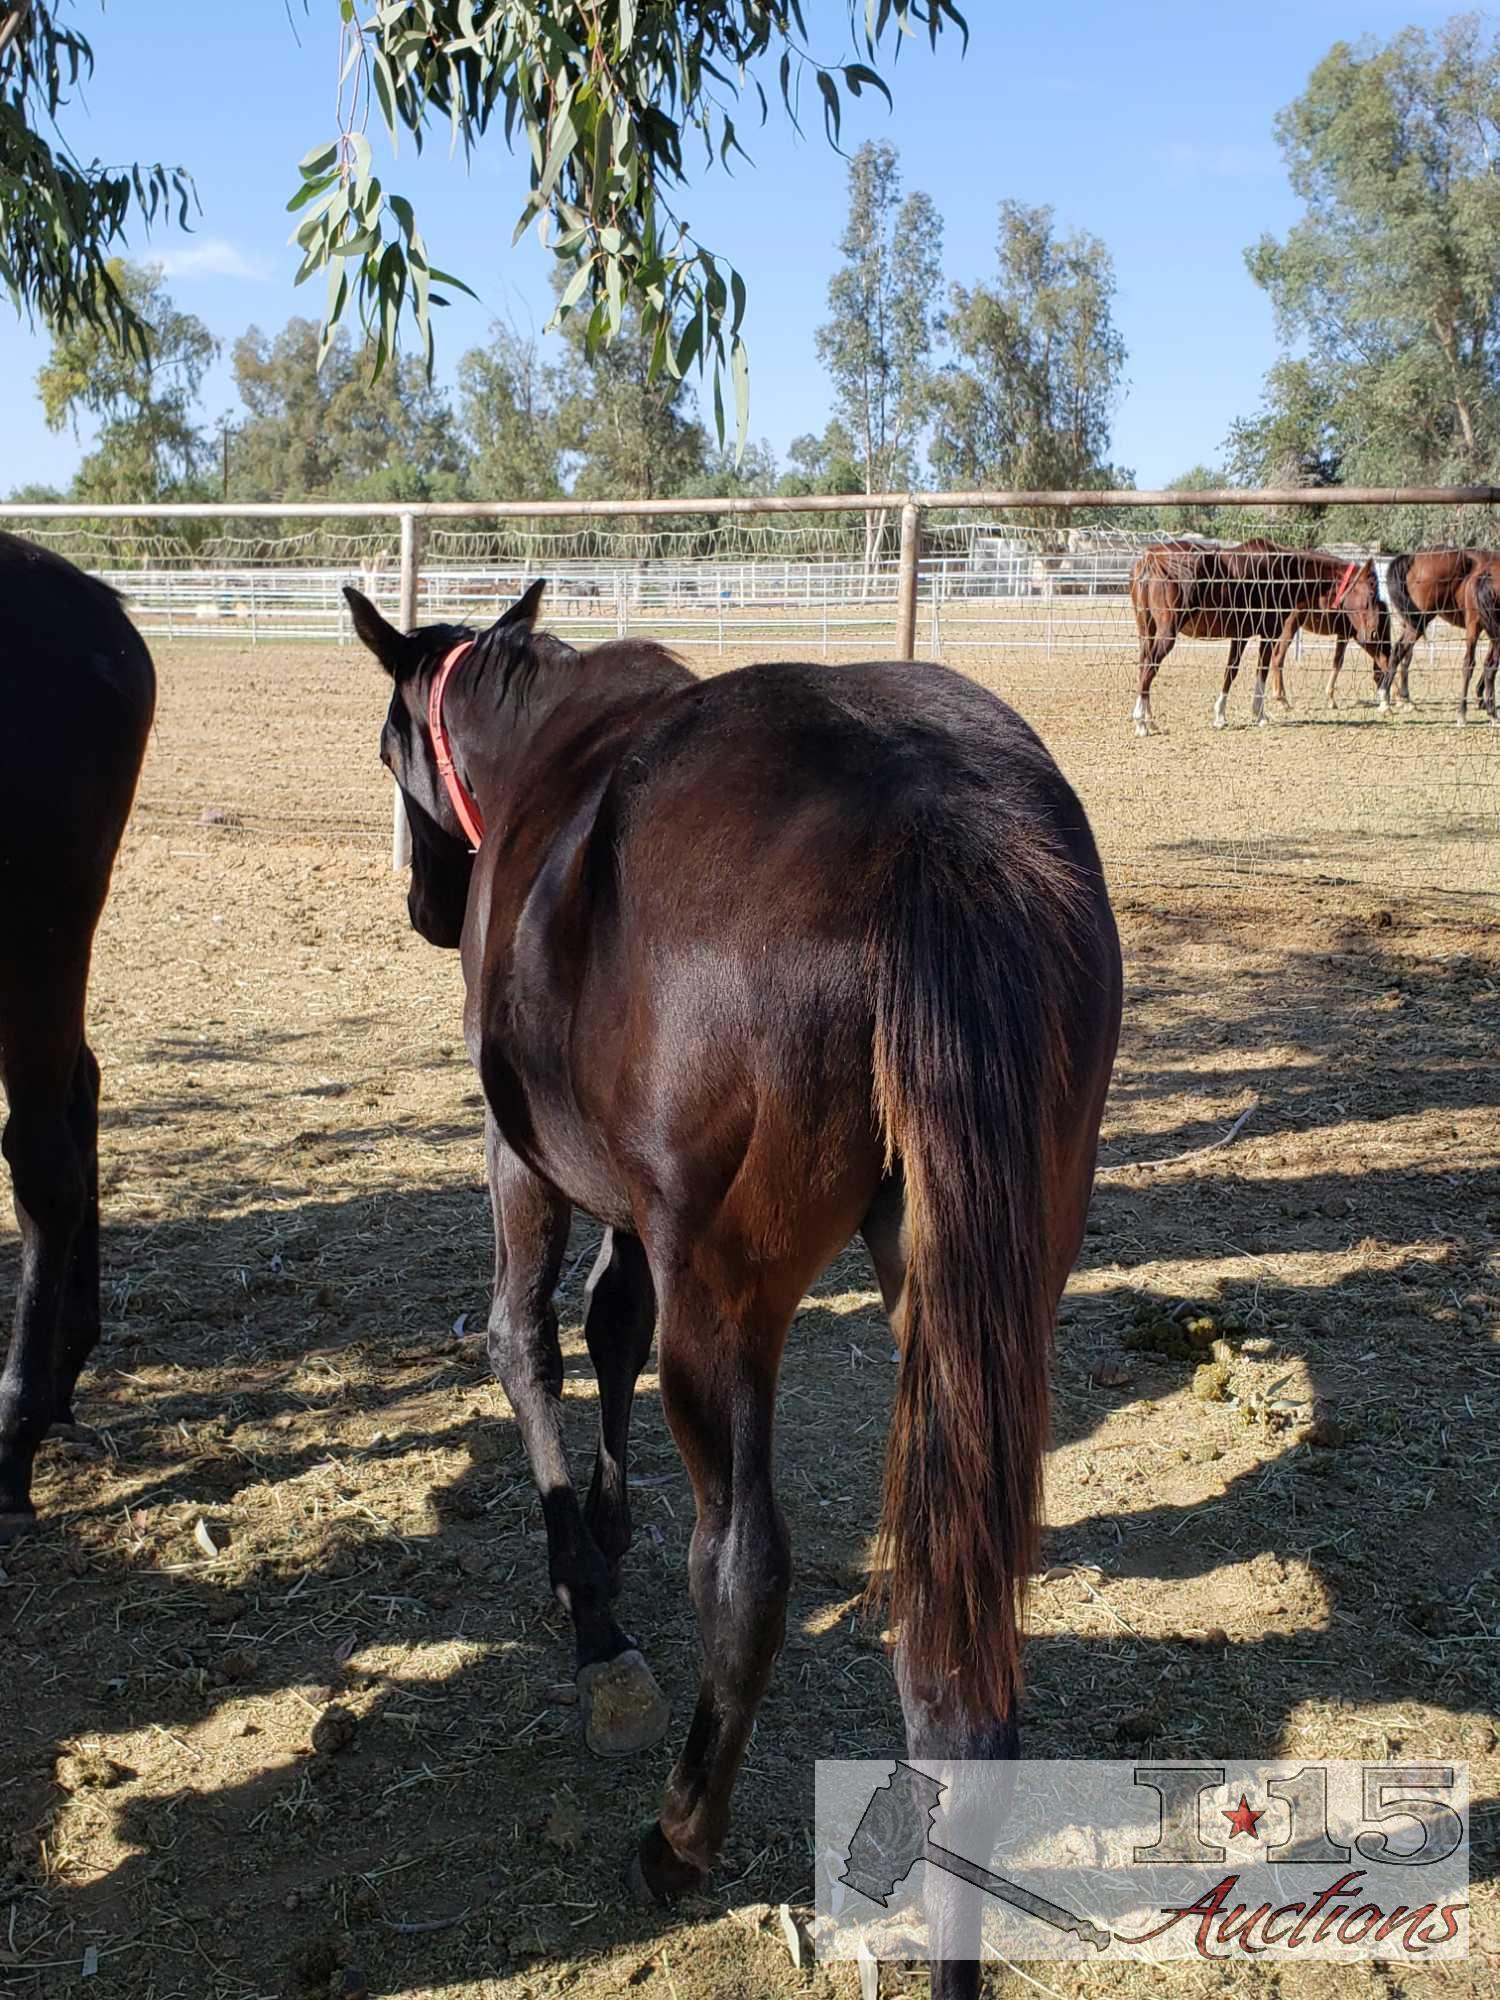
<box><xmin>1385</xmin><ymin>551</ymin><xmax>1423</xmax><ymax>637</ymax></box>
<box><xmin>868</xmin><ymin>803</ymin><xmax>1091</xmax><ymax>1723</ymax></box>
<box><xmin>1473</xmin><ymin>564</ymin><xmax>1500</xmax><ymax>642</ymax></box>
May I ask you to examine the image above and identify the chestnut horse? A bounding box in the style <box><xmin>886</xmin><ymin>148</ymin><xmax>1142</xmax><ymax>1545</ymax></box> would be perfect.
<box><xmin>1130</xmin><ymin>542</ymin><xmax>1389</xmax><ymax>733</ymax></box>
<box><xmin>1383</xmin><ymin>548</ymin><xmax>1499</xmax><ymax>721</ymax></box>
<box><xmin>0</xmin><ymin>535</ymin><xmax>155</xmax><ymax>1541</ymax></box>
<box><xmin>346</xmin><ymin>582</ymin><xmax>1122</xmax><ymax>1996</ymax></box>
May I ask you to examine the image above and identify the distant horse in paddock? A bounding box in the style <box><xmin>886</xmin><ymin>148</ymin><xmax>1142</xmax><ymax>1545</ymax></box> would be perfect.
<box><xmin>1129</xmin><ymin>542</ymin><xmax>1389</xmax><ymax>734</ymax></box>
<box><xmin>346</xmin><ymin>582</ymin><xmax>1122</xmax><ymax>2000</ymax></box>
<box><xmin>0</xmin><ymin>535</ymin><xmax>155</xmax><ymax>1542</ymax></box>
<box><xmin>1455</xmin><ymin>557</ymin><xmax>1500</xmax><ymax>723</ymax></box>
<box><xmin>1383</xmin><ymin>548</ymin><xmax>1498</xmax><ymax>721</ymax></box>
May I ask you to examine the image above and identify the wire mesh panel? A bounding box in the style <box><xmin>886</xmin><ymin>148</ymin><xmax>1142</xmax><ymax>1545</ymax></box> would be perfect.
<box><xmin>4</xmin><ymin>503</ymin><xmax>1497</xmax><ymax>900</ymax></box>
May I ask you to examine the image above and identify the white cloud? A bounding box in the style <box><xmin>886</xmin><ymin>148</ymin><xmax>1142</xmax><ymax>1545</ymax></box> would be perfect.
<box><xmin>150</xmin><ymin>236</ymin><xmax>272</xmax><ymax>282</ymax></box>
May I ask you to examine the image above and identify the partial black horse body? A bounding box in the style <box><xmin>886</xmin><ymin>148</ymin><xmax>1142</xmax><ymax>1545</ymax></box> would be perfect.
<box><xmin>349</xmin><ymin>582</ymin><xmax>1122</xmax><ymax>1998</ymax></box>
<box><xmin>0</xmin><ymin>534</ymin><xmax>155</xmax><ymax>1539</ymax></box>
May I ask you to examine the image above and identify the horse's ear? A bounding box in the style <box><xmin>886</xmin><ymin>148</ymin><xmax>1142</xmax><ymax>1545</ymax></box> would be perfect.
<box><xmin>344</xmin><ymin>586</ymin><xmax>413</xmax><ymax>677</ymax></box>
<box><xmin>496</xmin><ymin>578</ymin><xmax>546</xmax><ymax>631</ymax></box>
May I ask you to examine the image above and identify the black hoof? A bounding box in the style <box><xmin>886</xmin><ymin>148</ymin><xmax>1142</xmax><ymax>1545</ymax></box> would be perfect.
<box><xmin>632</xmin><ymin>1823</ymin><xmax>709</xmax><ymax>1904</ymax></box>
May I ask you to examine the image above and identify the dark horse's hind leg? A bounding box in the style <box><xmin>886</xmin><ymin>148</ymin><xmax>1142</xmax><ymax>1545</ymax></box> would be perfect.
<box><xmin>581</xmin><ymin>1228</ymin><xmax>656</xmax><ymax>1593</ymax></box>
<box><xmin>483</xmin><ymin>1121</ymin><xmax>667</xmax><ymax>1755</ymax></box>
<box><xmin>635</xmin><ymin>1252</ymin><xmax>803</xmax><ymax>1901</ymax></box>
<box><xmin>0</xmin><ymin>955</ymin><xmax>90</xmax><ymax>1539</ymax></box>
<box><xmin>52</xmin><ymin>1042</ymin><xmax>103</xmax><ymax>1431</ymax></box>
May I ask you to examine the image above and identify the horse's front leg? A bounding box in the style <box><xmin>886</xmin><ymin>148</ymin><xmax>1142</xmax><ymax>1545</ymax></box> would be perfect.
<box><xmin>1212</xmin><ymin>639</ymin><xmax>1243</xmax><ymax>729</ymax></box>
<box><xmin>1253</xmin><ymin>623</ymin><xmax>1296</xmax><ymax>726</ymax></box>
<box><xmin>1269</xmin><ymin>633</ymin><xmax>1293</xmax><ymax>707</ymax></box>
<box><xmin>1326</xmin><ymin>637</ymin><xmax>1346</xmax><ymax>707</ymax></box>
<box><xmin>581</xmin><ymin>1228</ymin><xmax>656</xmax><ymax>1593</ymax></box>
<box><xmin>484</xmin><ymin>1121</ymin><xmax>667</xmax><ymax>1754</ymax></box>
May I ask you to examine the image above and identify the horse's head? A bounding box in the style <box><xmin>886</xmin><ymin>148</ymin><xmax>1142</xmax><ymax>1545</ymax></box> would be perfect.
<box><xmin>1340</xmin><ymin>560</ymin><xmax>1391</xmax><ymax>675</ymax></box>
<box><xmin>345</xmin><ymin>579</ymin><xmax>547</xmax><ymax>949</ymax></box>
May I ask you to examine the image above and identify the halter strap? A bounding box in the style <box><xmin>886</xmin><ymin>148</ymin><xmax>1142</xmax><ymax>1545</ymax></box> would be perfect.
<box><xmin>1331</xmin><ymin>561</ymin><xmax>1360</xmax><ymax>610</ymax></box>
<box><xmin>427</xmin><ymin>639</ymin><xmax>485</xmax><ymax>850</ymax></box>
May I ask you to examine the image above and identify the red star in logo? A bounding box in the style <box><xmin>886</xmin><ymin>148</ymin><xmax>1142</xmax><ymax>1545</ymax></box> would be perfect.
<box><xmin>1223</xmin><ymin>1793</ymin><xmax>1264</xmax><ymax>1840</ymax></box>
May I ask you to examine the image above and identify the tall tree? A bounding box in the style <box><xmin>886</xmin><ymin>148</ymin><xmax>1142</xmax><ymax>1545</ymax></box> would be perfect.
<box><xmin>230</xmin><ymin>318</ymin><xmax>468</xmax><ymax>499</ymax></box>
<box><xmin>36</xmin><ymin>260</ymin><xmax>216</xmax><ymax>501</ymax></box>
<box><xmin>556</xmin><ymin>292</ymin><xmax>709</xmax><ymax>503</ymax></box>
<box><xmin>816</xmin><ymin>141</ymin><xmax>943</xmax><ymax>562</ymax></box>
<box><xmin>1234</xmin><ymin>14</ymin><xmax>1500</xmax><ymax>490</ymax></box>
<box><xmin>456</xmin><ymin>325</ymin><xmax>569</xmax><ymax>501</ymax></box>
<box><xmin>3</xmin><ymin>2</ymin><xmax>967</xmax><ymax>441</ymax></box>
<box><xmin>927</xmin><ymin>202</ymin><xmax>1127</xmax><ymax>497</ymax></box>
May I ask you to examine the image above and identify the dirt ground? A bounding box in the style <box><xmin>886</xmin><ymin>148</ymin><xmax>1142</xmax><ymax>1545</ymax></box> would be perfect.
<box><xmin>1</xmin><ymin>634</ymin><xmax>1498</xmax><ymax>2000</ymax></box>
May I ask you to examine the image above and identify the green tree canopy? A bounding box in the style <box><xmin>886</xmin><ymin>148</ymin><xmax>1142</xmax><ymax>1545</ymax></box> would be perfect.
<box><xmin>229</xmin><ymin>316</ymin><xmax>469</xmax><ymax>500</ymax></box>
<box><xmin>0</xmin><ymin>3</ymin><xmax>192</xmax><ymax>357</ymax></box>
<box><xmin>1234</xmin><ymin>13</ymin><xmax>1500</xmax><ymax>490</ymax></box>
<box><xmin>554</xmin><ymin>290</ymin><xmax>710</xmax><ymax>502</ymax></box>
<box><xmin>815</xmin><ymin>140</ymin><xmax>942</xmax><ymax>559</ymax></box>
<box><xmin>3</xmin><ymin>1</ymin><xmax>967</xmax><ymax>444</ymax></box>
<box><xmin>37</xmin><ymin>259</ymin><xmax>216</xmax><ymax>500</ymax></box>
<box><xmin>927</xmin><ymin>201</ymin><xmax>1127</xmax><ymax>496</ymax></box>
<box><xmin>456</xmin><ymin>325</ymin><xmax>570</xmax><ymax>502</ymax></box>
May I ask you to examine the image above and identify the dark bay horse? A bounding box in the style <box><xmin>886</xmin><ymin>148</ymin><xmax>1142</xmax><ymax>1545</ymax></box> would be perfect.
<box><xmin>1383</xmin><ymin>548</ymin><xmax>1499</xmax><ymax>721</ymax></box>
<box><xmin>1130</xmin><ymin>542</ymin><xmax>1389</xmax><ymax>733</ymax></box>
<box><xmin>0</xmin><ymin>535</ymin><xmax>155</xmax><ymax>1541</ymax></box>
<box><xmin>346</xmin><ymin>582</ymin><xmax>1122</xmax><ymax>1995</ymax></box>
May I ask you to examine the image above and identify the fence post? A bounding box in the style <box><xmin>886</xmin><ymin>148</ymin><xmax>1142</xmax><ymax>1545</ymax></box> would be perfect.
<box><xmin>894</xmin><ymin>501</ymin><xmax>921</xmax><ymax>660</ymax></box>
<box><xmin>392</xmin><ymin>512</ymin><xmax>423</xmax><ymax>871</ymax></box>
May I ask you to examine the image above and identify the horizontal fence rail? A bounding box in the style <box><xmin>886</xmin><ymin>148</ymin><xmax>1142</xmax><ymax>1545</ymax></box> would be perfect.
<box><xmin>4</xmin><ymin>493</ymin><xmax>1496</xmax><ymax>896</ymax></box>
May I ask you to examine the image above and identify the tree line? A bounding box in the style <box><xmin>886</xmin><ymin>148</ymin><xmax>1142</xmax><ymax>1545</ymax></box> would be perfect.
<box><xmin>12</xmin><ymin>15</ymin><xmax>1500</xmax><ymax>545</ymax></box>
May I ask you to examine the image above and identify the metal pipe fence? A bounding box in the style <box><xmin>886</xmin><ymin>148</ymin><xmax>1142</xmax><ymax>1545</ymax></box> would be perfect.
<box><xmin>3</xmin><ymin>492</ymin><xmax>1496</xmax><ymax>894</ymax></box>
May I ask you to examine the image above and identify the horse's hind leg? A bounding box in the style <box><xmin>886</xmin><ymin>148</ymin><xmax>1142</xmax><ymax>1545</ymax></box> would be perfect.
<box><xmin>581</xmin><ymin>1228</ymin><xmax>656</xmax><ymax>1592</ymax></box>
<box><xmin>0</xmin><ymin>955</ymin><xmax>89</xmax><ymax>1539</ymax></box>
<box><xmin>1457</xmin><ymin>626</ymin><xmax>1480</xmax><ymax>724</ymax></box>
<box><xmin>1133</xmin><ymin>633</ymin><xmax>1171</xmax><ymax>737</ymax></box>
<box><xmin>51</xmin><ymin>1043</ymin><xmax>103</xmax><ymax>1434</ymax></box>
<box><xmin>1213</xmin><ymin>640</ymin><xmax>1244</xmax><ymax>729</ymax></box>
<box><xmin>635</xmin><ymin>1253</ymin><xmax>811</xmax><ymax>1900</ymax></box>
<box><xmin>484</xmin><ymin>1124</ymin><xmax>667</xmax><ymax>1754</ymax></box>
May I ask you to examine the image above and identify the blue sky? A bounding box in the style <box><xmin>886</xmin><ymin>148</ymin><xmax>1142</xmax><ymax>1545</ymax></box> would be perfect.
<box><xmin>0</xmin><ymin>0</ymin><xmax>1470</xmax><ymax>491</ymax></box>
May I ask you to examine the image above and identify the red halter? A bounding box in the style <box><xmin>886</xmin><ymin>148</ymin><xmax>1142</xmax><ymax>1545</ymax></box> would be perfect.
<box><xmin>427</xmin><ymin>640</ymin><xmax>485</xmax><ymax>850</ymax></box>
<box><xmin>1331</xmin><ymin>561</ymin><xmax>1360</xmax><ymax>610</ymax></box>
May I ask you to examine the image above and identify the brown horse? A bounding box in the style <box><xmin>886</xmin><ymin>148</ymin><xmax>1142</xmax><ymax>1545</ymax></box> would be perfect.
<box><xmin>1130</xmin><ymin>542</ymin><xmax>1389</xmax><ymax>733</ymax></box>
<box><xmin>0</xmin><ymin>535</ymin><xmax>155</xmax><ymax>1540</ymax></box>
<box><xmin>1383</xmin><ymin>548</ymin><xmax>1499</xmax><ymax>721</ymax></box>
<box><xmin>346</xmin><ymin>582</ymin><xmax>1122</xmax><ymax>1997</ymax></box>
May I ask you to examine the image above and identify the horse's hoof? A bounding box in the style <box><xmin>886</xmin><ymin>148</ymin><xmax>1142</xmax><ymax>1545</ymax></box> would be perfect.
<box><xmin>578</xmin><ymin>1649</ymin><xmax>669</xmax><ymax>1758</ymax></box>
<box><xmin>0</xmin><ymin>1507</ymin><xmax>37</xmax><ymax>1547</ymax></box>
<box><xmin>1133</xmin><ymin>722</ymin><xmax>1149</xmax><ymax>739</ymax></box>
<box><xmin>631</xmin><ymin>1822</ymin><xmax>709</xmax><ymax>1905</ymax></box>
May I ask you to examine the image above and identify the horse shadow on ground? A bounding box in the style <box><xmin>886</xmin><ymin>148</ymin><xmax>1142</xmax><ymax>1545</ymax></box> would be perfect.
<box><xmin>1</xmin><ymin>908</ymin><xmax>1496</xmax><ymax>1993</ymax></box>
